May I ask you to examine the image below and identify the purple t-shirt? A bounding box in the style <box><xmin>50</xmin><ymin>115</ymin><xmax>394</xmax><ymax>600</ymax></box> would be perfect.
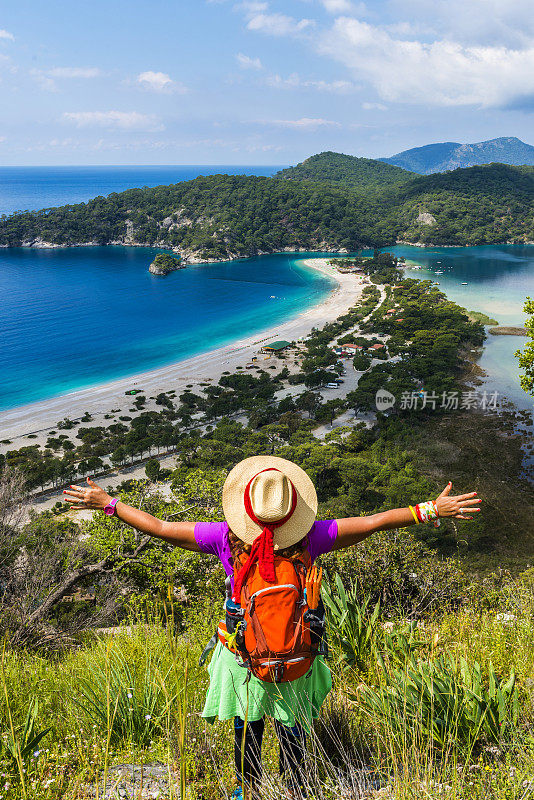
<box><xmin>194</xmin><ymin>519</ymin><xmax>338</xmax><ymax>586</ymax></box>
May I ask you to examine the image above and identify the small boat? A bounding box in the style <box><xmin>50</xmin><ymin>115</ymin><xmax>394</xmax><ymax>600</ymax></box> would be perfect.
<box><xmin>435</xmin><ymin>270</ymin><xmax>443</xmax><ymax>274</ymax></box>
<box><xmin>461</xmin><ymin>282</ymin><xmax>468</xmax><ymax>285</ymax></box>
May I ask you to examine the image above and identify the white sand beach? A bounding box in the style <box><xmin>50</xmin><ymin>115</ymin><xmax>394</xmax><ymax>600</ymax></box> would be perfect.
<box><xmin>0</xmin><ymin>258</ymin><xmax>368</xmax><ymax>448</ymax></box>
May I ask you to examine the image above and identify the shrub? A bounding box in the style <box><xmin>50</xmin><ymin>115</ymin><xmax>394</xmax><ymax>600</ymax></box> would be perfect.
<box><xmin>322</xmin><ymin>574</ymin><xmax>380</xmax><ymax>672</ymax></box>
<box><xmin>0</xmin><ymin>697</ymin><xmax>51</xmax><ymax>778</ymax></box>
<box><xmin>358</xmin><ymin>655</ymin><xmax>519</xmax><ymax>755</ymax></box>
<box><xmin>75</xmin><ymin>632</ymin><xmax>182</xmax><ymax>747</ymax></box>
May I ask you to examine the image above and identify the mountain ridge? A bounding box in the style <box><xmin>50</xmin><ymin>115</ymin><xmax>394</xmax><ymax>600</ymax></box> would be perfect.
<box><xmin>0</xmin><ymin>158</ymin><xmax>533</xmax><ymax>259</ymax></box>
<box><xmin>380</xmin><ymin>136</ymin><xmax>534</xmax><ymax>174</ymax></box>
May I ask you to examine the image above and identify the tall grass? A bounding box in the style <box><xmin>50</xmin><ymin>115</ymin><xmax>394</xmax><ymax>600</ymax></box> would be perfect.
<box><xmin>0</xmin><ymin>587</ymin><xmax>533</xmax><ymax>799</ymax></box>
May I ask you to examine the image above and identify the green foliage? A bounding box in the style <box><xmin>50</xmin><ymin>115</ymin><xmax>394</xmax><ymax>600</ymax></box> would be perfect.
<box><xmin>150</xmin><ymin>252</ymin><xmax>181</xmax><ymax>274</ymax></box>
<box><xmin>0</xmin><ymin>173</ymin><xmax>387</xmax><ymax>255</ymax></box>
<box><xmin>359</xmin><ymin>655</ymin><xmax>519</xmax><ymax>753</ymax></box>
<box><xmin>322</xmin><ymin>530</ymin><xmax>469</xmax><ymax>614</ymax></box>
<box><xmin>1</xmin><ymin>159</ymin><xmax>532</xmax><ymax>255</ymax></box>
<box><xmin>467</xmin><ymin>310</ymin><xmax>499</xmax><ymax>326</ymax></box>
<box><xmin>394</xmin><ymin>163</ymin><xmax>534</xmax><ymax>245</ymax></box>
<box><xmin>516</xmin><ymin>296</ymin><xmax>534</xmax><ymax>395</ymax></box>
<box><xmin>145</xmin><ymin>458</ymin><xmax>161</xmax><ymax>482</ymax></box>
<box><xmin>353</xmin><ymin>352</ymin><xmax>372</xmax><ymax>370</ymax></box>
<box><xmin>75</xmin><ymin>636</ymin><xmax>173</xmax><ymax>746</ymax></box>
<box><xmin>322</xmin><ymin>574</ymin><xmax>428</xmax><ymax>674</ymax></box>
<box><xmin>0</xmin><ymin>698</ymin><xmax>51</xmax><ymax>775</ymax></box>
<box><xmin>322</xmin><ymin>574</ymin><xmax>381</xmax><ymax>671</ymax></box>
<box><xmin>1</xmin><ymin>586</ymin><xmax>533</xmax><ymax>798</ymax></box>
<box><xmin>276</xmin><ymin>151</ymin><xmax>415</xmax><ymax>188</ymax></box>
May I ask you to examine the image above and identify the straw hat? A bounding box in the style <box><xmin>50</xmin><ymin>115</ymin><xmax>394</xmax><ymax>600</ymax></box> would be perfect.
<box><xmin>222</xmin><ymin>456</ymin><xmax>318</xmax><ymax>548</ymax></box>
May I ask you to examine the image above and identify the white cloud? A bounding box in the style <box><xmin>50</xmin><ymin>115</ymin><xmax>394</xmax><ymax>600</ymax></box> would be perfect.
<box><xmin>236</xmin><ymin>52</ymin><xmax>263</xmax><ymax>69</ymax></box>
<box><xmin>321</xmin><ymin>0</ymin><xmax>364</xmax><ymax>13</ymax></box>
<box><xmin>247</xmin><ymin>13</ymin><xmax>315</xmax><ymax>35</ymax></box>
<box><xmin>362</xmin><ymin>101</ymin><xmax>387</xmax><ymax>110</ymax></box>
<box><xmin>48</xmin><ymin>67</ymin><xmax>102</xmax><ymax>78</ymax></box>
<box><xmin>388</xmin><ymin>0</ymin><xmax>534</xmax><ymax>48</ymax></box>
<box><xmin>266</xmin><ymin>71</ymin><xmax>355</xmax><ymax>92</ymax></box>
<box><xmin>31</xmin><ymin>66</ymin><xmax>102</xmax><ymax>92</ymax></box>
<box><xmin>136</xmin><ymin>71</ymin><xmax>186</xmax><ymax>94</ymax></box>
<box><xmin>62</xmin><ymin>111</ymin><xmax>163</xmax><ymax>131</ymax></box>
<box><xmin>236</xmin><ymin>1</ymin><xmax>269</xmax><ymax>13</ymax></box>
<box><xmin>236</xmin><ymin>1</ymin><xmax>315</xmax><ymax>37</ymax></box>
<box><xmin>0</xmin><ymin>29</ymin><xmax>14</xmax><ymax>41</ymax></box>
<box><xmin>263</xmin><ymin>117</ymin><xmax>340</xmax><ymax>129</ymax></box>
<box><xmin>319</xmin><ymin>17</ymin><xmax>534</xmax><ymax>107</ymax></box>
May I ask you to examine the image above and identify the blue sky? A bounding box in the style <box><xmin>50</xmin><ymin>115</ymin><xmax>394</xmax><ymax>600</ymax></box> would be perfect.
<box><xmin>2</xmin><ymin>0</ymin><xmax>534</xmax><ymax>165</ymax></box>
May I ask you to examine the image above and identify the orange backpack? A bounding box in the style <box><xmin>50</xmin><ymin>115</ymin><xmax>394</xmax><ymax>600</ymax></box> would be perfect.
<box><xmin>216</xmin><ymin>549</ymin><xmax>326</xmax><ymax>683</ymax></box>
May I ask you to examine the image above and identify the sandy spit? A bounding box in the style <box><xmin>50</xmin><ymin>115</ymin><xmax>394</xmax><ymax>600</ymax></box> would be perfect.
<box><xmin>0</xmin><ymin>258</ymin><xmax>367</xmax><ymax>444</ymax></box>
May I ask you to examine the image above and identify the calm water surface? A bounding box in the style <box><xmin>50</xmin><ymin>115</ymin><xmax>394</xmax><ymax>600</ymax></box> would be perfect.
<box><xmin>0</xmin><ymin>165</ymin><xmax>283</xmax><ymax>216</ymax></box>
<box><xmin>0</xmin><ymin>248</ymin><xmax>333</xmax><ymax>411</ymax></box>
<box><xmin>391</xmin><ymin>244</ymin><xmax>534</xmax><ymax>413</ymax></box>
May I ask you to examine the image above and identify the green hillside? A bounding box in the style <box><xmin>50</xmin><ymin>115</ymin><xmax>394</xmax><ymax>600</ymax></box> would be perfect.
<box><xmin>276</xmin><ymin>150</ymin><xmax>415</xmax><ymax>189</ymax></box>
<box><xmin>0</xmin><ymin>174</ymin><xmax>389</xmax><ymax>256</ymax></box>
<box><xmin>0</xmin><ymin>159</ymin><xmax>533</xmax><ymax>257</ymax></box>
<box><xmin>392</xmin><ymin>163</ymin><xmax>534</xmax><ymax>245</ymax></box>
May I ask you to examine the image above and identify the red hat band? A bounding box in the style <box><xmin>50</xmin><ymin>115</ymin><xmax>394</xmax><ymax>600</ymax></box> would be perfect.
<box><xmin>233</xmin><ymin>468</ymin><xmax>297</xmax><ymax>601</ymax></box>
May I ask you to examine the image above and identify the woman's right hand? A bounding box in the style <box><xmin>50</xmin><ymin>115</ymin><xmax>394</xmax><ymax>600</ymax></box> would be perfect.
<box><xmin>435</xmin><ymin>482</ymin><xmax>481</xmax><ymax>520</ymax></box>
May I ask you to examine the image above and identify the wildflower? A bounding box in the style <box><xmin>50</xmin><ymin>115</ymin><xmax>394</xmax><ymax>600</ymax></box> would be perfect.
<box><xmin>33</xmin><ymin>751</ymin><xmax>40</xmax><ymax>758</ymax></box>
<box><xmin>495</xmin><ymin>613</ymin><xmax>516</xmax><ymax>624</ymax></box>
<box><xmin>127</xmin><ymin>692</ymin><xmax>133</xmax><ymax>699</ymax></box>
<box><xmin>145</xmin><ymin>714</ymin><xmax>152</xmax><ymax>720</ymax></box>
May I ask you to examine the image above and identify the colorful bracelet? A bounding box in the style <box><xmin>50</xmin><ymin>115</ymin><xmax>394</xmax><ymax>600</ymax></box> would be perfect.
<box><xmin>408</xmin><ymin>505</ymin><xmax>419</xmax><ymax>524</ymax></box>
<box><xmin>415</xmin><ymin>500</ymin><xmax>441</xmax><ymax>528</ymax></box>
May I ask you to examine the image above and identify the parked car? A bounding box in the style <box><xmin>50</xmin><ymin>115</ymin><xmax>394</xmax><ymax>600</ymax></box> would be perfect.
<box><xmin>326</xmin><ymin>382</ymin><xmax>339</xmax><ymax>389</ymax></box>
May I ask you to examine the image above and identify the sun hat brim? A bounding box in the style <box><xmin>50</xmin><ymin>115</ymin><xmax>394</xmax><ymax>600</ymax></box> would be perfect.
<box><xmin>222</xmin><ymin>455</ymin><xmax>318</xmax><ymax>548</ymax></box>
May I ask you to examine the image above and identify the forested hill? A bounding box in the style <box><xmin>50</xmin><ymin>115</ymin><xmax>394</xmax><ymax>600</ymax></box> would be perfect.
<box><xmin>0</xmin><ymin>160</ymin><xmax>533</xmax><ymax>259</ymax></box>
<box><xmin>275</xmin><ymin>151</ymin><xmax>415</xmax><ymax>189</ymax></box>
<box><xmin>0</xmin><ymin>175</ymin><xmax>389</xmax><ymax>257</ymax></box>
<box><xmin>390</xmin><ymin>163</ymin><xmax>534</xmax><ymax>245</ymax></box>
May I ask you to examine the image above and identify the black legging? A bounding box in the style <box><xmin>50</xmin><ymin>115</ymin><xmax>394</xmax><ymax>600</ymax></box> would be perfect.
<box><xmin>234</xmin><ymin>715</ymin><xmax>306</xmax><ymax>787</ymax></box>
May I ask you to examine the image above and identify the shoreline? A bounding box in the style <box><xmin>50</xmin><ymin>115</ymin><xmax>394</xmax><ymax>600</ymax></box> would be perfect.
<box><xmin>0</xmin><ymin>258</ymin><xmax>368</xmax><ymax>443</ymax></box>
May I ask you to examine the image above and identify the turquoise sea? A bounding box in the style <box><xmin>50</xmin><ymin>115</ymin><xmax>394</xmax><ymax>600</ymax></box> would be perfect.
<box><xmin>0</xmin><ymin>166</ymin><xmax>532</xmax><ymax>416</ymax></box>
<box><xmin>391</xmin><ymin>244</ymin><xmax>534</xmax><ymax>414</ymax></box>
<box><xmin>2</xmin><ymin>243</ymin><xmax>532</xmax><ymax>415</ymax></box>
<box><xmin>0</xmin><ymin>247</ymin><xmax>334</xmax><ymax>411</ymax></box>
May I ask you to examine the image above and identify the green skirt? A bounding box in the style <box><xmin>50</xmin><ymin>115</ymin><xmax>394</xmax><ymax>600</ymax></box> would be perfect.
<box><xmin>201</xmin><ymin>643</ymin><xmax>332</xmax><ymax>730</ymax></box>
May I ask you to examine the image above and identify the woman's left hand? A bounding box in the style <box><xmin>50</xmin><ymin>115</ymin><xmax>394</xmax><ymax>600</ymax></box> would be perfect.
<box><xmin>63</xmin><ymin>477</ymin><xmax>112</xmax><ymax>510</ymax></box>
<box><xmin>435</xmin><ymin>482</ymin><xmax>481</xmax><ymax>520</ymax></box>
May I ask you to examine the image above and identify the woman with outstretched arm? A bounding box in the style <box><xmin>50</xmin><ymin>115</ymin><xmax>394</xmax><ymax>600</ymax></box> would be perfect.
<box><xmin>64</xmin><ymin>457</ymin><xmax>480</xmax><ymax>798</ymax></box>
